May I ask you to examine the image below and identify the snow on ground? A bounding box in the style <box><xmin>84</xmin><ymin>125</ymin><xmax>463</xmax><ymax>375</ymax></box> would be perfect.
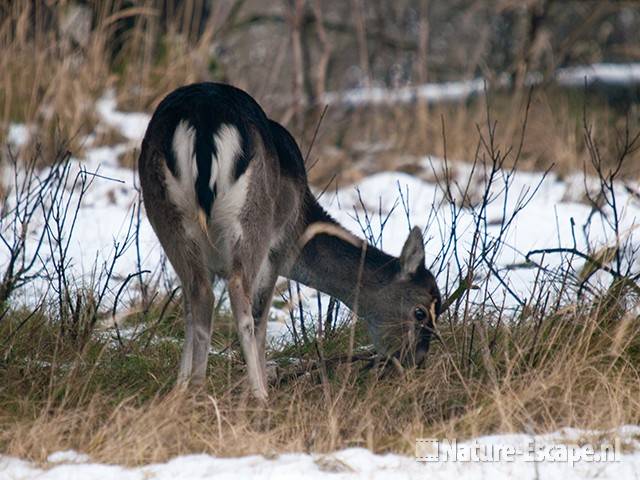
<box><xmin>323</xmin><ymin>78</ymin><xmax>487</xmax><ymax>106</ymax></box>
<box><xmin>3</xmin><ymin>88</ymin><xmax>640</xmax><ymax>334</ymax></box>
<box><xmin>323</xmin><ymin>62</ymin><xmax>640</xmax><ymax>106</ymax></box>
<box><xmin>2</xmin><ymin>426</ymin><xmax>640</xmax><ymax>479</ymax></box>
<box><xmin>6</xmin><ymin>124</ymin><xmax>31</xmax><ymax>147</ymax></box>
<box><xmin>2</xmin><ymin>81</ymin><xmax>640</xmax><ymax>479</ymax></box>
<box><xmin>323</xmin><ymin>162</ymin><xmax>639</xmax><ymax>308</ymax></box>
<box><xmin>95</xmin><ymin>91</ymin><xmax>151</xmax><ymax>142</ymax></box>
<box><xmin>557</xmin><ymin>62</ymin><xmax>640</xmax><ymax>87</ymax></box>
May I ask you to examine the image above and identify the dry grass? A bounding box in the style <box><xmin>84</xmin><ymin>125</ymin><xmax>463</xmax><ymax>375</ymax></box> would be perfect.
<box><xmin>0</xmin><ymin>1</ymin><xmax>222</xmax><ymax>160</ymax></box>
<box><xmin>0</xmin><ymin>2</ymin><xmax>108</xmax><ymax>158</ymax></box>
<box><xmin>302</xmin><ymin>88</ymin><xmax>640</xmax><ymax>189</ymax></box>
<box><xmin>1</xmin><ymin>2</ymin><xmax>639</xmax><ymax>466</ymax></box>
<box><xmin>1</xmin><ymin>282</ymin><xmax>639</xmax><ymax>465</ymax></box>
<box><xmin>2</xmin><ymin>2</ymin><xmax>638</xmax><ymax>184</ymax></box>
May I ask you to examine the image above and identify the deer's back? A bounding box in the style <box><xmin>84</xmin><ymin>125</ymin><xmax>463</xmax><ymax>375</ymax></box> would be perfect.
<box><xmin>142</xmin><ymin>83</ymin><xmax>306</xmax><ymax>206</ymax></box>
<box><xmin>138</xmin><ymin>82</ymin><xmax>312</xmax><ymax>277</ymax></box>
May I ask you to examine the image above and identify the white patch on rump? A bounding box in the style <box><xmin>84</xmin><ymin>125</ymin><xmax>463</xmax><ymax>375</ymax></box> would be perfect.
<box><xmin>211</xmin><ymin>124</ymin><xmax>243</xmax><ymax>195</ymax></box>
<box><xmin>165</xmin><ymin>121</ymin><xmax>244</xmax><ymax>219</ymax></box>
<box><xmin>161</xmin><ymin>121</ymin><xmax>249</xmax><ymax>275</ymax></box>
<box><xmin>207</xmin><ymin>123</ymin><xmax>248</xmax><ymax>262</ymax></box>
<box><xmin>165</xmin><ymin>120</ymin><xmax>198</xmax><ymax>213</ymax></box>
<box><xmin>172</xmin><ymin>120</ymin><xmax>197</xmax><ymax>184</ymax></box>
<box><xmin>211</xmin><ymin>168</ymin><xmax>251</xmax><ymax>243</ymax></box>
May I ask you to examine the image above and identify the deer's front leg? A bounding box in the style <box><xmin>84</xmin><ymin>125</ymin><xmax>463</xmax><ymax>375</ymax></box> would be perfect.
<box><xmin>229</xmin><ymin>271</ymin><xmax>268</xmax><ymax>401</ymax></box>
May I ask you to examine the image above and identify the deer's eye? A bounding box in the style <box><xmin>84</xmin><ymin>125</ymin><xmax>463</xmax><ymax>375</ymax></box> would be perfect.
<box><xmin>414</xmin><ymin>307</ymin><xmax>427</xmax><ymax>322</ymax></box>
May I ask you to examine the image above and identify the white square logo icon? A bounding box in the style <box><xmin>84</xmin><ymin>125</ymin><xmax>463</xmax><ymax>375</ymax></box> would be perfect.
<box><xmin>416</xmin><ymin>439</ymin><xmax>439</xmax><ymax>462</ymax></box>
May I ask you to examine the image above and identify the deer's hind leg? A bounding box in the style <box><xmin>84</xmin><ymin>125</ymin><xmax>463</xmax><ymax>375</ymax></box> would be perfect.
<box><xmin>224</xmin><ymin>184</ymin><xmax>278</xmax><ymax>400</ymax></box>
<box><xmin>228</xmin><ymin>253</ymin><xmax>271</xmax><ymax>401</ymax></box>
<box><xmin>252</xmin><ymin>270</ymin><xmax>278</xmax><ymax>384</ymax></box>
<box><xmin>172</xmin><ymin>263</ymin><xmax>214</xmax><ymax>386</ymax></box>
<box><xmin>153</xmin><ymin>224</ymin><xmax>214</xmax><ymax>387</ymax></box>
<box><xmin>140</xmin><ymin>156</ymin><xmax>214</xmax><ymax>387</ymax></box>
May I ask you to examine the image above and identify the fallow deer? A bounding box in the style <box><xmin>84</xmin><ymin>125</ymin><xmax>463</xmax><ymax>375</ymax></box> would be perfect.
<box><xmin>139</xmin><ymin>83</ymin><xmax>441</xmax><ymax>400</ymax></box>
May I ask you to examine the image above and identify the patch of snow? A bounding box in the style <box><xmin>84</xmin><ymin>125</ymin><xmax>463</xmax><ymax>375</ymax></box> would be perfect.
<box><xmin>46</xmin><ymin>450</ymin><xmax>91</xmax><ymax>464</ymax></box>
<box><xmin>6</xmin><ymin>123</ymin><xmax>31</xmax><ymax>147</ymax></box>
<box><xmin>323</xmin><ymin>63</ymin><xmax>640</xmax><ymax>107</ymax></box>
<box><xmin>316</xmin><ymin>157</ymin><xmax>639</xmax><ymax>308</ymax></box>
<box><xmin>95</xmin><ymin>91</ymin><xmax>151</xmax><ymax>143</ymax></box>
<box><xmin>266</xmin><ymin>320</ymin><xmax>293</xmax><ymax>348</ymax></box>
<box><xmin>557</xmin><ymin>63</ymin><xmax>640</xmax><ymax>87</ymax></box>
<box><xmin>323</xmin><ymin>78</ymin><xmax>485</xmax><ymax>106</ymax></box>
<box><xmin>2</xmin><ymin>427</ymin><xmax>640</xmax><ymax>479</ymax></box>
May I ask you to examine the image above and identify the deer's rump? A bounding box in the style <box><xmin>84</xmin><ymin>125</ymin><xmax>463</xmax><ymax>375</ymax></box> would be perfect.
<box><xmin>138</xmin><ymin>82</ymin><xmax>310</xmax><ymax>278</ymax></box>
<box><xmin>142</xmin><ymin>83</ymin><xmax>265</xmax><ymax>214</ymax></box>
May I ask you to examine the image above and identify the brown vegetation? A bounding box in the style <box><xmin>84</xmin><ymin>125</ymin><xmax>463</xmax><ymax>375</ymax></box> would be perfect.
<box><xmin>1</xmin><ymin>1</ymin><xmax>639</xmax><ymax>179</ymax></box>
<box><xmin>1</xmin><ymin>0</ymin><xmax>639</xmax><ymax>466</ymax></box>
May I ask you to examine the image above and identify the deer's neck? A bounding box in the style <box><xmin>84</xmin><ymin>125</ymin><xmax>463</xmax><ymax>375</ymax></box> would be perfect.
<box><xmin>286</xmin><ymin>194</ymin><xmax>400</xmax><ymax>311</ymax></box>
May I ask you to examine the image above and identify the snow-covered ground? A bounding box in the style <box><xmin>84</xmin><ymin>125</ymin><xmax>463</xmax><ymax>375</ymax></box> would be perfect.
<box><xmin>3</xmin><ymin>88</ymin><xmax>640</xmax><ymax>330</ymax></box>
<box><xmin>2</xmin><ymin>85</ymin><xmax>640</xmax><ymax>479</ymax></box>
<box><xmin>2</xmin><ymin>426</ymin><xmax>640</xmax><ymax>479</ymax></box>
<box><xmin>323</xmin><ymin>62</ymin><xmax>640</xmax><ymax>106</ymax></box>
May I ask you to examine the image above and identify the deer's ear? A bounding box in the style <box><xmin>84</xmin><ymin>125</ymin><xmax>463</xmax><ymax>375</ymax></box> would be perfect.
<box><xmin>399</xmin><ymin>227</ymin><xmax>425</xmax><ymax>278</ymax></box>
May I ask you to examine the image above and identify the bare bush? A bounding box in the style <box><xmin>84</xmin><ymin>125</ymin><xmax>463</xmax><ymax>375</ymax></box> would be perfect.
<box><xmin>0</xmin><ymin>145</ymin><xmax>72</xmax><ymax>306</ymax></box>
<box><xmin>0</xmin><ymin>141</ymin><xmax>156</xmax><ymax>349</ymax></box>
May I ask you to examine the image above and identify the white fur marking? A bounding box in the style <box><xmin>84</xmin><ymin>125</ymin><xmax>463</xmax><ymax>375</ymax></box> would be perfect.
<box><xmin>211</xmin><ymin>124</ymin><xmax>243</xmax><ymax>195</ymax></box>
<box><xmin>166</xmin><ymin>121</ymin><xmax>198</xmax><ymax>213</ymax></box>
<box><xmin>212</xmin><ymin>168</ymin><xmax>251</xmax><ymax>242</ymax></box>
<box><xmin>209</xmin><ymin>161</ymin><xmax>217</xmax><ymax>194</ymax></box>
<box><xmin>167</xmin><ymin>122</ymin><xmax>244</xmax><ymax>217</ymax></box>
<box><xmin>172</xmin><ymin>120</ymin><xmax>197</xmax><ymax>185</ymax></box>
<box><xmin>164</xmin><ymin>122</ymin><xmax>248</xmax><ymax>267</ymax></box>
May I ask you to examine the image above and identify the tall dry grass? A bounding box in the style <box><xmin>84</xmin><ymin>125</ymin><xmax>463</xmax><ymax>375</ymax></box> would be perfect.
<box><xmin>304</xmin><ymin>88</ymin><xmax>640</xmax><ymax>189</ymax></box>
<box><xmin>1</xmin><ymin>1</ymin><xmax>639</xmax><ymax>467</ymax></box>
<box><xmin>2</xmin><ymin>2</ymin><xmax>639</xmax><ymax>183</ymax></box>
<box><xmin>1</xmin><ymin>92</ymin><xmax>639</xmax><ymax>466</ymax></box>
<box><xmin>0</xmin><ymin>1</ymin><xmax>225</xmax><ymax>159</ymax></box>
<box><xmin>1</xmin><ymin>291</ymin><xmax>639</xmax><ymax>466</ymax></box>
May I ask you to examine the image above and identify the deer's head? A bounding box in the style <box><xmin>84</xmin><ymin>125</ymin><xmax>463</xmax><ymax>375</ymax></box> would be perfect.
<box><xmin>361</xmin><ymin>227</ymin><xmax>441</xmax><ymax>367</ymax></box>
